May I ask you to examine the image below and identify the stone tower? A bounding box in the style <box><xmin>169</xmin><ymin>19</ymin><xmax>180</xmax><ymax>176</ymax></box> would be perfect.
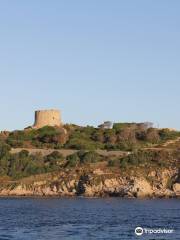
<box><xmin>33</xmin><ymin>109</ymin><xmax>62</xmax><ymax>129</ymax></box>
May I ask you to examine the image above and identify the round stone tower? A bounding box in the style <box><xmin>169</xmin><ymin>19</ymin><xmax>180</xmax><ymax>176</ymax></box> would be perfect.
<box><xmin>33</xmin><ymin>109</ymin><xmax>62</xmax><ymax>129</ymax></box>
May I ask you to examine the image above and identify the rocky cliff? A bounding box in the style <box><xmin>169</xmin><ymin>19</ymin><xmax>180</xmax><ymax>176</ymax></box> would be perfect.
<box><xmin>0</xmin><ymin>167</ymin><xmax>179</xmax><ymax>198</ymax></box>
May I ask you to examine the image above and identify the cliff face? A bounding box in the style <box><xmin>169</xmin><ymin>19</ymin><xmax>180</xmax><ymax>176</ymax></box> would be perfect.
<box><xmin>0</xmin><ymin>168</ymin><xmax>179</xmax><ymax>198</ymax></box>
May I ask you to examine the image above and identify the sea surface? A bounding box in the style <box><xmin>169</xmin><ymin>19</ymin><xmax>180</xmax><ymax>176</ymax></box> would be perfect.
<box><xmin>0</xmin><ymin>198</ymin><xmax>179</xmax><ymax>240</ymax></box>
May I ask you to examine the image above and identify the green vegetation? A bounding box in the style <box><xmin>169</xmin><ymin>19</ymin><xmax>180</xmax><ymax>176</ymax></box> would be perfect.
<box><xmin>66</xmin><ymin>153</ymin><xmax>80</xmax><ymax>167</ymax></box>
<box><xmin>118</xmin><ymin>150</ymin><xmax>176</xmax><ymax>169</ymax></box>
<box><xmin>159</xmin><ymin>128</ymin><xmax>180</xmax><ymax>141</ymax></box>
<box><xmin>66</xmin><ymin>150</ymin><xmax>102</xmax><ymax>167</ymax></box>
<box><xmin>0</xmin><ymin>122</ymin><xmax>179</xmax><ymax>180</ymax></box>
<box><xmin>107</xmin><ymin>148</ymin><xmax>180</xmax><ymax>170</ymax></box>
<box><xmin>0</xmin><ymin>143</ymin><xmax>65</xmax><ymax>179</ymax></box>
<box><xmin>2</xmin><ymin>123</ymin><xmax>180</xmax><ymax>151</ymax></box>
<box><xmin>0</xmin><ymin>143</ymin><xmax>179</xmax><ymax>180</ymax></box>
<box><xmin>0</xmin><ymin>142</ymin><xmax>104</xmax><ymax>179</ymax></box>
<box><xmin>6</xmin><ymin>126</ymin><xmax>67</xmax><ymax>149</ymax></box>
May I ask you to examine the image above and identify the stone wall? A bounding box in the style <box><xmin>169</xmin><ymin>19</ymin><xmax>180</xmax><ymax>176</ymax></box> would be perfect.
<box><xmin>33</xmin><ymin>109</ymin><xmax>62</xmax><ymax>128</ymax></box>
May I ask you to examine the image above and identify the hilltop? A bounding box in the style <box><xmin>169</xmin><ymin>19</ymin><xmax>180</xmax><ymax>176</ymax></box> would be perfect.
<box><xmin>2</xmin><ymin>122</ymin><xmax>180</xmax><ymax>150</ymax></box>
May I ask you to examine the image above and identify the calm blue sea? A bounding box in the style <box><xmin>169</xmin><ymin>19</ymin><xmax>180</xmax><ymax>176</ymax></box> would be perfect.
<box><xmin>0</xmin><ymin>198</ymin><xmax>179</xmax><ymax>240</ymax></box>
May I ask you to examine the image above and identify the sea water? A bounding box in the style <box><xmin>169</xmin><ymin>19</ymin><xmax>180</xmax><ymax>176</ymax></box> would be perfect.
<box><xmin>0</xmin><ymin>198</ymin><xmax>179</xmax><ymax>240</ymax></box>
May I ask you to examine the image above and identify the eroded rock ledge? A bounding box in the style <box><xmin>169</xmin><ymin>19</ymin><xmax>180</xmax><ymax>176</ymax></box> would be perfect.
<box><xmin>0</xmin><ymin>168</ymin><xmax>179</xmax><ymax>198</ymax></box>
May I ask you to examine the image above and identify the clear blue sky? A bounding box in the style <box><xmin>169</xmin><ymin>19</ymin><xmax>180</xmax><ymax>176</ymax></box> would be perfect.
<box><xmin>0</xmin><ymin>1</ymin><xmax>180</xmax><ymax>130</ymax></box>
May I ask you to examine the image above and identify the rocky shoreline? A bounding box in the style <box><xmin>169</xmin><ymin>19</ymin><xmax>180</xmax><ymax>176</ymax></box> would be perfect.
<box><xmin>0</xmin><ymin>168</ymin><xmax>179</xmax><ymax>198</ymax></box>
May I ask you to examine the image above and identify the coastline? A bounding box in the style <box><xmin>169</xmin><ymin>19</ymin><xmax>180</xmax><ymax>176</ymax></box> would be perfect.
<box><xmin>0</xmin><ymin>168</ymin><xmax>179</xmax><ymax>199</ymax></box>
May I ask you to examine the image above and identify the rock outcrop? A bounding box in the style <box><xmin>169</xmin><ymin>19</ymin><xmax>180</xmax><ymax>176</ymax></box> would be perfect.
<box><xmin>173</xmin><ymin>183</ymin><xmax>180</xmax><ymax>196</ymax></box>
<box><xmin>0</xmin><ymin>168</ymin><xmax>179</xmax><ymax>198</ymax></box>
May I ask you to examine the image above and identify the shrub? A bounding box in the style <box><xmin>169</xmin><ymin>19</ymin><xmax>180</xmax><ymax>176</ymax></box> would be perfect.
<box><xmin>66</xmin><ymin>153</ymin><xmax>80</xmax><ymax>167</ymax></box>
<box><xmin>0</xmin><ymin>143</ymin><xmax>11</xmax><ymax>158</ymax></box>
<box><xmin>159</xmin><ymin>129</ymin><xmax>180</xmax><ymax>141</ymax></box>
<box><xmin>119</xmin><ymin>150</ymin><xmax>172</xmax><ymax>169</ymax></box>
<box><xmin>45</xmin><ymin>151</ymin><xmax>64</xmax><ymax>168</ymax></box>
<box><xmin>80</xmin><ymin>151</ymin><xmax>101</xmax><ymax>164</ymax></box>
<box><xmin>0</xmin><ymin>144</ymin><xmax>10</xmax><ymax>176</ymax></box>
<box><xmin>119</xmin><ymin>158</ymin><xmax>128</xmax><ymax>169</ymax></box>
<box><xmin>6</xmin><ymin>139</ymin><xmax>24</xmax><ymax>147</ymax></box>
<box><xmin>108</xmin><ymin>159</ymin><xmax>116</xmax><ymax>167</ymax></box>
<box><xmin>19</xmin><ymin>150</ymin><xmax>29</xmax><ymax>158</ymax></box>
<box><xmin>65</xmin><ymin>138</ymin><xmax>100</xmax><ymax>150</ymax></box>
<box><xmin>77</xmin><ymin>150</ymin><xmax>86</xmax><ymax>161</ymax></box>
<box><xmin>46</xmin><ymin>151</ymin><xmax>63</xmax><ymax>161</ymax></box>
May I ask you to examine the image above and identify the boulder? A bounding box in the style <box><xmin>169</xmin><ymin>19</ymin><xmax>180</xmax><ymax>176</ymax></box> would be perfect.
<box><xmin>129</xmin><ymin>178</ymin><xmax>153</xmax><ymax>198</ymax></box>
<box><xmin>173</xmin><ymin>183</ymin><xmax>180</xmax><ymax>196</ymax></box>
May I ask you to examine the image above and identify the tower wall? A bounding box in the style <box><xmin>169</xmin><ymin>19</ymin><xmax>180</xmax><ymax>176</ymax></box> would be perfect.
<box><xmin>33</xmin><ymin>109</ymin><xmax>62</xmax><ymax>128</ymax></box>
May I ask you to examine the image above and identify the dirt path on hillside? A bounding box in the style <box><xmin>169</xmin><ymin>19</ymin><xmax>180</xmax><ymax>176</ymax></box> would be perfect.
<box><xmin>11</xmin><ymin>137</ymin><xmax>180</xmax><ymax>157</ymax></box>
<box><xmin>11</xmin><ymin>148</ymin><xmax>129</xmax><ymax>157</ymax></box>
